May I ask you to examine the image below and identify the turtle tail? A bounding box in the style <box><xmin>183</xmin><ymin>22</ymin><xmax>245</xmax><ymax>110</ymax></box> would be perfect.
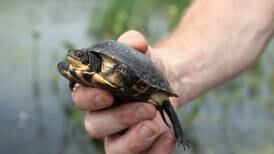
<box><xmin>160</xmin><ymin>100</ymin><xmax>190</xmax><ymax>150</ymax></box>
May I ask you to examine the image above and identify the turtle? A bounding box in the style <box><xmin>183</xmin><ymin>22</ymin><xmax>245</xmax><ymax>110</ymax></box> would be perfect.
<box><xmin>57</xmin><ymin>40</ymin><xmax>190</xmax><ymax>148</ymax></box>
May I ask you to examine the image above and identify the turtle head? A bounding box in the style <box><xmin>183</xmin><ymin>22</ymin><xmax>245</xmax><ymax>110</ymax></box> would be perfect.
<box><xmin>57</xmin><ymin>48</ymin><xmax>102</xmax><ymax>85</ymax></box>
<box><xmin>66</xmin><ymin>49</ymin><xmax>90</xmax><ymax>70</ymax></box>
<box><xmin>66</xmin><ymin>48</ymin><xmax>102</xmax><ymax>72</ymax></box>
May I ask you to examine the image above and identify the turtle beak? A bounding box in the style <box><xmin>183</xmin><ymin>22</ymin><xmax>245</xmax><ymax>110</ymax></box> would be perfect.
<box><xmin>57</xmin><ymin>61</ymin><xmax>69</xmax><ymax>71</ymax></box>
<box><xmin>57</xmin><ymin>61</ymin><xmax>71</xmax><ymax>79</ymax></box>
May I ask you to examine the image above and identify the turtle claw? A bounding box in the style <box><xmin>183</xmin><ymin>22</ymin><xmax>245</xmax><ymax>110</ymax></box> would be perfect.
<box><xmin>179</xmin><ymin>138</ymin><xmax>191</xmax><ymax>150</ymax></box>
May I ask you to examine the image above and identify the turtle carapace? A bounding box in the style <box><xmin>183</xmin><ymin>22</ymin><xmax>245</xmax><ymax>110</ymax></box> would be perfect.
<box><xmin>57</xmin><ymin>40</ymin><xmax>190</xmax><ymax>148</ymax></box>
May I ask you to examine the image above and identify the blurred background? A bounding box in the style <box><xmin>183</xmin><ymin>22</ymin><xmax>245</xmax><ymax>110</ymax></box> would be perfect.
<box><xmin>0</xmin><ymin>0</ymin><xmax>273</xmax><ymax>154</ymax></box>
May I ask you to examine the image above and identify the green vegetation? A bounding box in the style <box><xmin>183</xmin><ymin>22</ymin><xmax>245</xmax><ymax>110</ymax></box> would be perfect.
<box><xmin>240</xmin><ymin>145</ymin><xmax>274</xmax><ymax>154</ymax></box>
<box><xmin>89</xmin><ymin>0</ymin><xmax>191</xmax><ymax>42</ymax></box>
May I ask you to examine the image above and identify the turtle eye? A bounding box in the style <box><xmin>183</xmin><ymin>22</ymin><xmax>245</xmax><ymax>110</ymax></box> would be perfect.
<box><xmin>76</xmin><ymin>51</ymin><xmax>84</xmax><ymax>57</ymax></box>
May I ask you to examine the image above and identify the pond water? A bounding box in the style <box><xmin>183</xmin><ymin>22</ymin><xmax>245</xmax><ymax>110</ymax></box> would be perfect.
<box><xmin>0</xmin><ymin>0</ymin><xmax>273</xmax><ymax>154</ymax></box>
<box><xmin>0</xmin><ymin>0</ymin><xmax>102</xmax><ymax>153</ymax></box>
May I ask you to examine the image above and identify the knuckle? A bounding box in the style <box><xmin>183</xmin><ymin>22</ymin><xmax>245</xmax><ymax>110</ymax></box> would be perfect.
<box><xmin>72</xmin><ymin>92</ymin><xmax>86</xmax><ymax>109</ymax></box>
<box><xmin>86</xmin><ymin>89</ymin><xmax>113</xmax><ymax>110</ymax></box>
<box><xmin>127</xmin><ymin>142</ymin><xmax>142</xmax><ymax>154</ymax></box>
<box><xmin>117</xmin><ymin>103</ymin><xmax>156</xmax><ymax>127</ymax></box>
<box><xmin>141</xmin><ymin>104</ymin><xmax>157</xmax><ymax>119</ymax></box>
<box><xmin>118</xmin><ymin>109</ymin><xmax>133</xmax><ymax>126</ymax></box>
<box><xmin>71</xmin><ymin>87</ymin><xmax>90</xmax><ymax>109</ymax></box>
<box><xmin>72</xmin><ymin>87</ymin><xmax>114</xmax><ymax>111</ymax></box>
<box><xmin>126</xmin><ymin>123</ymin><xmax>160</xmax><ymax>153</ymax></box>
<box><xmin>74</xmin><ymin>96</ymin><xmax>90</xmax><ymax>111</ymax></box>
<box><xmin>117</xmin><ymin>104</ymin><xmax>141</xmax><ymax>126</ymax></box>
<box><xmin>93</xmin><ymin>92</ymin><xmax>113</xmax><ymax>108</ymax></box>
<box><xmin>134</xmin><ymin>104</ymin><xmax>156</xmax><ymax>120</ymax></box>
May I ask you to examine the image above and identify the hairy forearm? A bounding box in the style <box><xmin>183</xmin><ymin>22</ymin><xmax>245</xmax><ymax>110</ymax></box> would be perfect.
<box><xmin>153</xmin><ymin>0</ymin><xmax>274</xmax><ymax>108</ymax></box>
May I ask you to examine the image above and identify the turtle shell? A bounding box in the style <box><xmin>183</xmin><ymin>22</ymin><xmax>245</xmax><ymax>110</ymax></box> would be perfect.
<box><xmin>86</xmin><ymin>40</ymin><xmax>176</xmax><ymax>96</ymax></box>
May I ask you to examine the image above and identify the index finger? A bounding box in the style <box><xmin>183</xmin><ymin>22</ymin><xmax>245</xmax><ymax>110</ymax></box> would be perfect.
<box><xmin>72</xmin><ymin>84</ymin><xmax>114</xmax><ymax>111</ymax></box>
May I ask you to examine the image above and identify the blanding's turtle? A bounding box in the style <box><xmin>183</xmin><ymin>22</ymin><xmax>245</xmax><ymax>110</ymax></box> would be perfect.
<box><xmin>57</xmin><ymin>40</ymin><xmax>190</xmax><ymax>148</ymax></box>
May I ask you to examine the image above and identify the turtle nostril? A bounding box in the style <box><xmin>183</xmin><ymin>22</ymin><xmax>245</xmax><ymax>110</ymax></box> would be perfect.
<box><xmin>68</xmin><ymin>49</ymin><xmax>74</xmax><ymax>54</ymax></box>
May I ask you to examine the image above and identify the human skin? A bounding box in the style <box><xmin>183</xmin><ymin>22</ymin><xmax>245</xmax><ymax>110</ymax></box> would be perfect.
<box><xmin>72</xmin><ymin>0</ymin><xmax>274</xmax><ymax>153</ymax></box>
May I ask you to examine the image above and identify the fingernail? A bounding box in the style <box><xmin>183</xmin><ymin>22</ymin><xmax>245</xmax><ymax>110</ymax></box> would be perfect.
<box><xmin>72</xmin><ymin>84</ymin><xmax>81</xmax><ymax>100</ymax></box>
<box><xmin>73</xmin><ymin>84</ymin><xmax>81</xmax><ymax>92</ymax></box>
<box><xmin>136</xmin><ymin>105</ymin><xmax>149</xmax><ymax>119</ymax></box>
<box><xmin>140</xmin><ymin>125</ymin><xmax>155</xmax><ymax>139</ymax></box>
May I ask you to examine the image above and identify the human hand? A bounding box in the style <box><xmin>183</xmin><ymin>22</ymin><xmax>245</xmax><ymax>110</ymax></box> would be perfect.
<box><xmin>72</xmin><ymin>30</ymin><xmax>177</xmax><ymax>154</ymax></box>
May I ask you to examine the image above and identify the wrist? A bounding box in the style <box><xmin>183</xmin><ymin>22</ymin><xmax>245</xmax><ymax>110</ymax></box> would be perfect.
<box><xmin>149</xmin><ymin>44</ymin><xmax>191</xmax><ymax>109</ymax></box>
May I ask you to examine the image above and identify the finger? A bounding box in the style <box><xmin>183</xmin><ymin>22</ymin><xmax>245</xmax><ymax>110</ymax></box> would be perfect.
<box><xmin>84</xmin><ymin>103</ymin><xmax>156</xmax><ymax>138</ymax></box>
<box><xmin>146</xmin><ymin>131</ymin><xmax>176</xmax><ymax>154</ymax></box>
<box><xmin>71</xmin><ymin>84</ymin><xmax>113</xmax><ymax>111</ymax></box>
<box><xmin>117</xmin><ymin>30</ymin><xmax>148</xmax><ymax>53</ymax></box>
<box><xmin>105</xmin><ymin>121</ymin><xmax>160</xmax><ymax>154</ymax></box>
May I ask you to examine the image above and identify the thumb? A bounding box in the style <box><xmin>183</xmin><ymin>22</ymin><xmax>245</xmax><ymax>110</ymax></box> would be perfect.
<box><xmin>117</xmin><ymin>30</ymin><xmax>148</xmax><ymax>53</ymax></box>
